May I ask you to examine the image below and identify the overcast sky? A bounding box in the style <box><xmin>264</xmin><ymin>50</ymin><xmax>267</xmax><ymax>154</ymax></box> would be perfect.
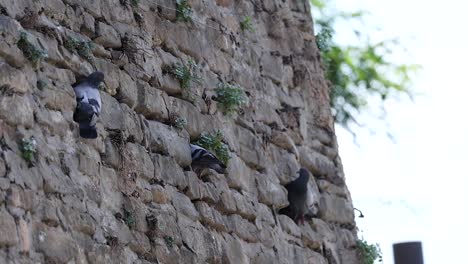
<box><xmin>327</xmin><ymin>0</ymin><xmax>468</xmax><ymax>263</ymax></box>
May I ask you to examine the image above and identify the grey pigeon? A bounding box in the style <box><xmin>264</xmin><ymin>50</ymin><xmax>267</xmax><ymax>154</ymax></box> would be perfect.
<box><xmin>72</xmin><ymin>71</ymin><xmax>104</xmax><ymax>139</ymax></box>
<box><xmin>279</xmin><ymin>168</ymin><xmax>310</xmax><ymax>225</ymax></box>
<box><xmin>190</xmin><ymin>144</ymin><xmax>226</xmax><ymax>174</ymax></box>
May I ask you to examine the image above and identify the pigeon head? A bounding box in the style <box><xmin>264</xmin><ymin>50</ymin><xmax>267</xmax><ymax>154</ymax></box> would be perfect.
<box><xmin>297</xmin><ymin>168</ymin><xmax>310</xmax><ymax>184</ymax></box>
<box><xmin>86</xmin><ymin>71</ymin><xmax>105</xmax><ymax>87</ymax></box>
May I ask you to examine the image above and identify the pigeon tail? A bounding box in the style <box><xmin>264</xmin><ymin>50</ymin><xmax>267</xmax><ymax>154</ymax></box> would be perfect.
<box><xmin>79</xmin><ymin>123</ymin><xmax>97</xmax><ymax>139</ymax></box>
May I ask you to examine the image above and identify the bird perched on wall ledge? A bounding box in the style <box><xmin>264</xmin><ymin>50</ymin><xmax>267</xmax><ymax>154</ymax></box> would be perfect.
<box><xmin>190</xmin><ymin>144</ymin><xmax>226</xmax><ymax>174</ymax></box>
<box><xmin>72</xmin><ymin>71</ymin><xmax>104</xmax><ymax>139</ymax></box>
<box><xmin>279</xmin><ymin>168</ymin><xmax>311</xmax><ymax>225</ymax></box>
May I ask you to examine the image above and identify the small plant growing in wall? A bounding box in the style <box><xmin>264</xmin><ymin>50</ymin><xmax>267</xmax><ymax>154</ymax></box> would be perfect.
<box><xmin>20</xmin><ymin>137</ymin><xmax>37</xmax><ymax>167</ymax></box>
<box><xmin>64</xmin><ymin>37</ymin><xmax>94</xmax><ymax>60</ymax></box>
<box><xmin>172</xmin><ymin>59</ymin><xmax>202</xmax><ymax>90</ymax></box>
<box><xmin>194</xmin><ymin>131</ymin><xmax>230</xmax><ymax>165</ymax></box>
<box><xmin>17</xmin><ymin>32</ymin><xmax>47</xmax><ymax>66</ymax></box>
<box><xmin>357</xmin><ymin>238</ymin><xmax>383</xmax><ymax>264</ymax></box>
<box><xmin>240</xmin><ymin>16</ymin><xmax>255</xmax><ymax>32</ymax></box>
<box><xmin>176</xmin><ymin>0</ymin><xmax>192</xmax><ymax>22</ymax></box>
<box><xmin>168</xmin><ymin>113</ymin><xmax>187</xmax><ymax>130</ymax></box>
<box><xmin>123</xmin><ymin>209</ymin><xmax>136</xmax><ymax>229</ymax></box>
<box><xmin>215</xmin><ymin>82</ymin><xmax>248</xmax><ymax>116</ymax></box>
<box><xmin>163</xmin><ymin>235</ymin><xmax>174</xmax><ymax>248</ymax></box>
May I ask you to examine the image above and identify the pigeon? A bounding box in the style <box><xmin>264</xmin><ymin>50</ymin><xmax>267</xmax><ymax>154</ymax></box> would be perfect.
<box><xmin>190</xmin><ymin>144</ymin><xmax>226</xmax><ymax>174</ymax></box>
<box><xmin>279</xmin><ymin>168</ymin><xmax>311</xmax><ymax>225</ymax></box>
<box><xmin>72</xmin><ymin>71</ymin><xmax>104</xmax><ymax>139</ymax></box>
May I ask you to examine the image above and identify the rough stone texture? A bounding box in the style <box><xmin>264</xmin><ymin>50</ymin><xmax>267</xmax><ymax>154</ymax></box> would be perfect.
<box><xmin>0</xmin><ymin>0</ymin><xmax>358</xmax><ymax>263</ymax></box>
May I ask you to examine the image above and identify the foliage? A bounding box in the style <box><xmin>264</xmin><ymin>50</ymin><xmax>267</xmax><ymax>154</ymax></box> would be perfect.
<box><xmin>20</xmin><ymin>137</ymin><xmax>37</xmax><ymax>167</ymax></box>
<box><xmin>130</xmin><ymin>0</ymin><xmax>139</xmax><ymax>6</ymax></box>
<box><xmin>194</xmin><ymin>131</ymin><xmax>230</xmax><ymax>165</ymax></box>
<box><xmin>172</xmin><ymin>59</ymin><xmax>202</xmax><ymax>90</ymax></box>
<box><xmin>357</xmin><ymin>238</ymin><xmax>383</xmax><ymax>264</ymax></box>
<box><xmin>310</xmin><ymin>0</ymin><xmax>419</xmax><ymax>131</ymax></box>
<box><xmin>163</xmin><ymin>235</ymin><xmax>174</xmax><ymax>248</ymax></box>
<box><xmin>176</xmin><ymin>0</ymin><xmax>192</xmax><ymax>22</ymax></box>
<box><xmin>240</xmin><ymin>16</ymin><xmax>255</xmax><ymax>32</ymax></box>
<box><xmin>36</xmin><ymin>79</ymin><xmax>48</xmax><ymax>90</ymax></box>
<box><xmin>168</xmin><ymin>113</ymin><xmax>187</xmax><ymax>130</ymax></box>
<box><xmin>215</xmin><ymin>82</ymin><xmax>248</xmax><ymax>116</ymax></box>
<box><xmin>123</xmin><ymin>209</ymin><xmax>136</xmax><ymax>229</ymax></box>
<box><xmin>173</xmin><ymin>117</ymin><xmax>187</xmax><ymax>130</ymax></box>
<box><xmin>17</xmin><ymin>32</ymin><xmax>47</xmax><ymax>66</ymax></box>
<box><xmin>64</xmin><ymin>37</ymin><xmax>94</xmax><ymax>60</ymax></box>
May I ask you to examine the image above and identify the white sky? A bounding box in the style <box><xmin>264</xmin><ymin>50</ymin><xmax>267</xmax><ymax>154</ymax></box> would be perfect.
<box><xmin>327</xmin><ymin>0</ymin><xmax>468</xmax><ymax>263</ymax></box>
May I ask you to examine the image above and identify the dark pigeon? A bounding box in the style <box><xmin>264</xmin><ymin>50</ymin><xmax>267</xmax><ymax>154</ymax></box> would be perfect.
<box><xmin>72</xmin><ymin>71</ymin><xmax>104</xmax><ymax>139</ymax></box>
<box><xmin>190</xmin><ymin>144</ymin><xmax>226</xmax><ymax>174</ymax></box>
<box><xmin>279</xmin><ymin>168</ymin><xmax>310</xmax><ymax>225</ymax></box>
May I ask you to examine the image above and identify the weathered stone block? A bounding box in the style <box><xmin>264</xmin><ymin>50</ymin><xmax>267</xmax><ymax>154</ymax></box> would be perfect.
<box><xmin>59</xmin><ymin>205</ymin><xmax>96</xmax><ymax>236</ymax></box>
<box><xmin>169</xmin><ymin>187</ymin><xmax>199</xmax><ymax>221</ymax></box>
<box><xmin>0</xmin><ymin>209</ymin><xmax>18</xmax><ymax>247</ymax></box>
<box><xmin>126</xmin><ymin>142</ymin><xmax>154</xmax><ymax>180</ymax></box>
<box><xmin>225</xmin><ymin>154</ymin><xmax>256</xmax><ymax>194</ymax></box>
<box><xmin>319</xmin><ymin>194</ymin><xmax>354</xmax><ymax>224</ymax></box>
<box><xmin>222</xmin><ymin>234</ymin><xmax>249</xmax><ymax>264</ymax></box>
<box><xmin>36</xmin><ymin>198</ymin><xmax>60</xmax><ymax>227</ymax></box>
<box><xmin>100</xmin><ymin>166</ymin><xmax>123</xmax><ymax>213</ymax></box>
<box><xmin>301</xmin><ymin>223</ymin><xmax>322</xmax><ymax>250</ymax></box>
<box><xmin>299</xmin><ymin>146</ymin><xmax>336</xmax><ymax>179</ymax></box>
<box><xmin>116</xmin><ymin>72</ymin><xmax>138</xmax><ymax>109</ymax></box>
<box><xmin>94</xmin><ymin>22</ymin><xmax>121</xmax><ymax>48</ymax></box>
<box><xmin>234</xmin><ymin>126</ymin><xmax>267</xmax><ymax>170</ymax></box>
<box><xmin>143</xmin><ymin>120</ymin><xmax>191</xmax><ymax>167</ymax></box>
<box><xmin>150</xmin><ymin>185</ymin><xmax>167</xmax><ymax>204</ymax></box>
<box><xmin>100</xmin><ymin>92</ymin><xmax>124</xmax><ymax>131</ymax></box>
<box><xmin>0</xmin><ymin>62</ymin><xmax>30</xmax><ymax>94</ymax></box>
<box><xmin>195</xmin><ymin>201</ymin><xmax>227</xmax><ymax>232</ymax></box>
<box><xmin>35</xmin><ymin>109</ymin><xmax>69</xmax><ymax>137</ymax></box>
<box><xmin>256</xmin><ymin>173</ymin><xmax>288</xmax><ymax>208</ymax></box>
<box><xmin>270</xmin><ymin>130</ymin><xmax>298</xmax><ymax>156</ymax></box>
<box><xmin>18</xmin><ymin>218</ymin><xmax>31</xmax><ymax>253</ymax></box>
<box><xmin>0</xmin><ymin>157</ymin><xmax>5</xmax><ymax>178</ymax></box>
<box><xmin>0</xmin><ymin>94</ymin><xmax>34</xmax><ymax>128</ymax></box>
<box><xmin>34</xmin><ymin>224</ymin><xmax>78</xmax><ymax>263</ymax></box>
<box><xmin>184</xmin><ymin>171</ymin><xmax>202</xmax><ymax>200</ymax></box>
<box><xmin>135</xmin><ymin>80</ymin><xmax>168</xmax><ymax>121</ymax></box>
<box><xmin>153</xmin><ymin>154</ymin><xmax>187</xmax><ymax>190</ymax></box>
<box><xmin>7</xmin><ymin>184</ymin><xmax>33</xmax><ymax>212</ymax></box>
<box><xmin>121</xmin><ymin>104</ymin><xmax>144</xmax><ymax>143</ymax></box>
<box><xmin>128</xmin><ymin>231</ymin><xmax>151</xmax><ymax>256</ymax></box>
<box><xmin>268</xmin><ymin>144</ymin><xmax>300</xmax><ymax>183</ymax></box>
<box><xmin>226</xmin><ymin>214</ymin><xmax>258</xmax><ymax>243</ymax></box>
<box><xmin>261</xmin><ymin>52</ymin><xmax>284</xmax><ymax>84</ymax></box>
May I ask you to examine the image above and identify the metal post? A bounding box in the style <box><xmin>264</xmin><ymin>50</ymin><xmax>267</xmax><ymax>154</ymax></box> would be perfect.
<box><xmin>393</xmin><ymin>241</ymin><xmax>424</xmax><ymax>264</ymax></box>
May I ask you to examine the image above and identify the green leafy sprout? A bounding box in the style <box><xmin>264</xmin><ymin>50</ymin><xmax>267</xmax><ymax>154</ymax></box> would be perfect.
<box><xmin>173</xmin><ymin>117</ymin><xmax>187</xmax><ymax>130</ymax></box>
<box><xmin>215</xmin><ymin>82</ymin><xmax>248</xmax><ymax>116</ymax></box>
<box><xmin>194</xmin><ymin>131</ymin><xmax>230</xmax><ymax>165</ymax></box>
<box><xmin>163</xmin><ymin>235</ymin><xmax>174</xmax><ymax>248</ymax></box>
<box><xmin>64</xmin><ymin>37</ymin><xmax>94</xmax><ymax>60</ymax></box>
<box><xmin>176</xmin><ymin>0</ymin><xmax>192</xmax><ymax>22</ymax></box>
<box><xmin>17</xmin><ymin>32</ymin><xmax>47</xmax><ymax>66</ymax></box>
<box><xmin>130</xmin><ymin>0</ymin><xmax>139</xmax><ymax>6</ymax></box>
<box><xmin>123</xmin><ymin>209</ymin><xmax>136</xmax><ymax>229</ymax></box>
<box><xmin>240</xmin><ymin>16</ymin><xmax>255</xmax><ymax>32</ymax></box>
<box><xmin>172</xmin><ymin>59</ymin><xmax>202</xmax><ymax>90</ymax></box>
<box><xmin>310</xmin><ymin>0</ymin><xmax>420</xmax><ymax>132</ymax></box>
<box><xmin>20</xmin><ymin>137</ymin><xmax>37</xmax><ymax>167</ymax></box>
<box><xmin>357</xmin><ymin>238</ymin><xmax>383</xmax><ymax>264</ymax></box>
<box><xmin>168</xmin><ymin>113</ymin><xmax>187</xmax><ymax>130</ymax></box>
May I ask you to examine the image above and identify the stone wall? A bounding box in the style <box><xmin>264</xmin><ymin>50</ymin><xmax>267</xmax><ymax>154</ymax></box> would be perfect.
<box><xmin>0</xmin><ymin>0</ymin><xmax>359</xmax><ymax>263</ymax></box>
